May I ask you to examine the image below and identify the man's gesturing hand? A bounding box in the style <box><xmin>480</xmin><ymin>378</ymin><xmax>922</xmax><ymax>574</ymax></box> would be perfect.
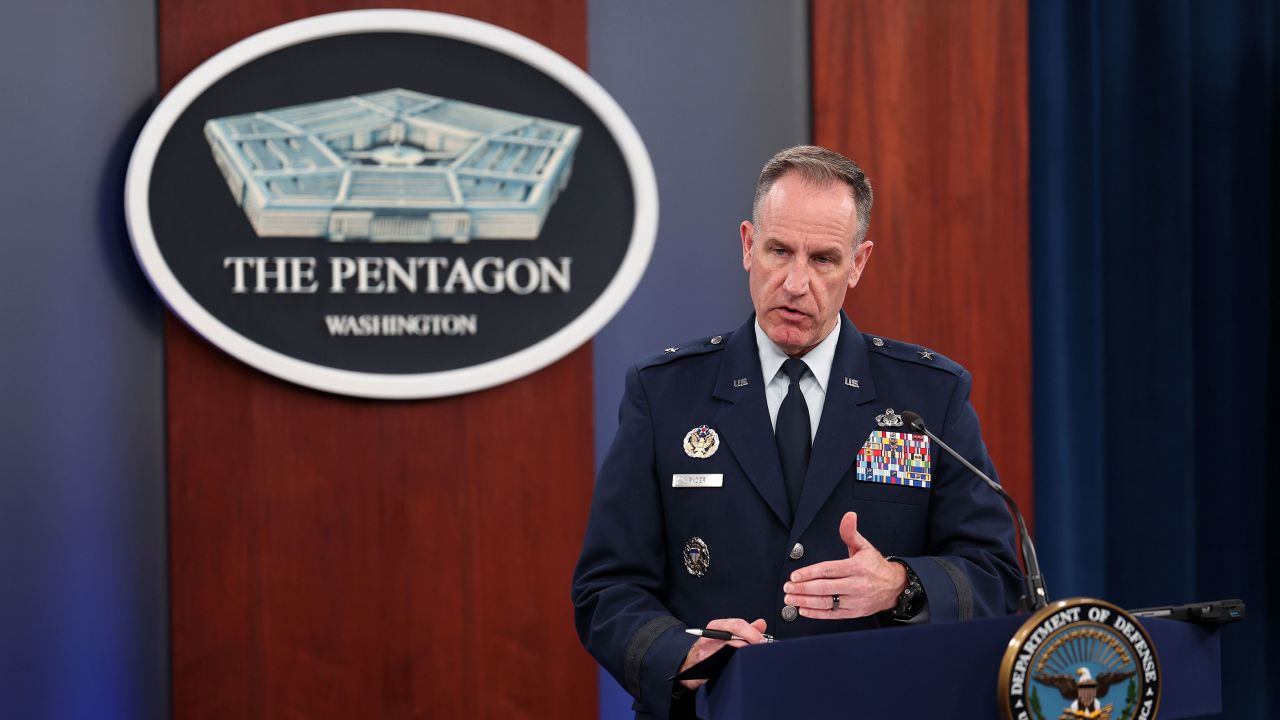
<box><xmin>782</xmin><ymin>512</ymin><xmax>907</xmax><ymax>619</ymax></box>
<box><xmin>677</xmin><ymin>617</ymin><xmax>769</xmax><ymax>690</ymax></box>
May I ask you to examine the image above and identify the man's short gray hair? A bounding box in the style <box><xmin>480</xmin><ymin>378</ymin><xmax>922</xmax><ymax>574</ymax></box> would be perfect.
<box><xmin>751</xmin><ymin>145</ymin><xmax>874</xmax><ymax>246</ymax></box>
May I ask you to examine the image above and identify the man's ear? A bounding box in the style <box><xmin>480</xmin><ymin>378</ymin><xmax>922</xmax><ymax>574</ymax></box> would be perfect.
<box><xmin>848</xmin><ymin>240</ymin><xmax>874</xmax><ymax>289</ymax></box>
<box><xmin>741</xmin><ymin>220</ymin><xmax>756</xmax><ymax>272</ymax></box>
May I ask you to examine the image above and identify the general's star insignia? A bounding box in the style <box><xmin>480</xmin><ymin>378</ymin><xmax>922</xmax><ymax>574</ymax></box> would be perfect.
<box><xmin>664</xmin><ymin>347</ymin><xmax>679</xmax><ymax>353</ymax></box>
<box><xmin>919</xmin><ymin>351</ymin><xmax>934</xmax><ymax>360</ymax></box>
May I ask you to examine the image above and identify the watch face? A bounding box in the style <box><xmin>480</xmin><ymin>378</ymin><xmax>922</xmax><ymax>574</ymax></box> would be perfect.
<box><xmin>893</xmin><ymin>564</ymin><xmax>925</xmax><ymax>618</ymax></box>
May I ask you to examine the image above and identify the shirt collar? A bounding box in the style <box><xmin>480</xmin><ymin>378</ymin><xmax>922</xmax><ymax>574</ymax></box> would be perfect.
<box><xmin>754</xmin><ymin>317</ymin><xmax>841</xmax><ymax>392</ymax></box>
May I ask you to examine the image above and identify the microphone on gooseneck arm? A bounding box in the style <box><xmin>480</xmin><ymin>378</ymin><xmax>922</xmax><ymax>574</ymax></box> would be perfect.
<box><xmin>899</xmin><ymin>410</ymin><xmax>1048</xmax><ymax>611</ymax></box>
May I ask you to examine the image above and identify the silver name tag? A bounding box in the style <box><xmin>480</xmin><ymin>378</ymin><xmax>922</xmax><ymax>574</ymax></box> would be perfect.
<box><xmin>672</xmin><ymin>473</ymin><xmax>723</xmax><ymax>488</ymax></box>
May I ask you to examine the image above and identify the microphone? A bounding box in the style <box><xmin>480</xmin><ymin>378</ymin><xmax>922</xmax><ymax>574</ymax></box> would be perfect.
<box><xmin>899</xmin><ymin>410</ymin><xmax>1048</xmax><ymax>611</ymax></box>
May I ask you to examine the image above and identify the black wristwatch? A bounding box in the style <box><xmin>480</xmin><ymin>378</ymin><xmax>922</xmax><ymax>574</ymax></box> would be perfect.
<box><xmin>886</xmin><ymin>557</ymin><xmax>926</xmax><ymax>620</ymax></box>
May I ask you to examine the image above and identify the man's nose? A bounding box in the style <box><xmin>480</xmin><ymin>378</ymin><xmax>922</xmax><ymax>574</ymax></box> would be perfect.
<box><xmin>783</xmin><ymin>258</ymin><xmax>810</xmax><ymax>295</ymax></box>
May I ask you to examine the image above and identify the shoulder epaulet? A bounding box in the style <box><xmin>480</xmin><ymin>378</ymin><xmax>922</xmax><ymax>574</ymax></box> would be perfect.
<box><xmin>863</xmin><ymin>333</ymin><xmax>966</xmax><ymax>377</ymax></box>
<box><xmin>636</xmin><ymin>331</ymin><xmax>731</xmax><ymax>370</ymax></box>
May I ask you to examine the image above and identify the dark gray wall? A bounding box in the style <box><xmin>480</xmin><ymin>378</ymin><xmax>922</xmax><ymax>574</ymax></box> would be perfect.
<box><xmin>0</xmin><ymin>1</ymin><xmax>168</xmax><ymax>717</ymax></box>
<box><xmin>587</xmin><ymin>2</ymin><xmax>810</xmax><ymax>716</ymax></box>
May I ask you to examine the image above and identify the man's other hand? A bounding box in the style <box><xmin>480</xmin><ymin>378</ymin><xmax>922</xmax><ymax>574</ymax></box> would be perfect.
<box><xmin>782</xmin><ymin>512</ymin><xmax>907</xmax><ymax>619</ymax></box>
<box><xmin>677</xmin><ymin>617</ymin><xmax>769</xmax><ymax>690</ymax></box>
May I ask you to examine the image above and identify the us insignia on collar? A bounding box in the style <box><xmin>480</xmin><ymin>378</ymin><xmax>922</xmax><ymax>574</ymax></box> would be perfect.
<box><xmin>683</xmin><ymin>425</ymin><xmax>720</xmax><ymax>459</ymax></box>
<box><xmin>876</xmin><ymin>408</ymin><xmax>903</xmax><ymax>427</ymax></box>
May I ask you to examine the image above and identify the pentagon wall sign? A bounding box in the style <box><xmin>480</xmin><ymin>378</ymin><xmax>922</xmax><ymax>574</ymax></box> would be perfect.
<box><xmin>126</xmin><ymin>10</ymin><xmax>657</xmax><ymax>398</ymax></box>
<box><xmin>999</xmin><ymin>598</ymin><xmax>1161</xmax><ymax>720</ymax></box>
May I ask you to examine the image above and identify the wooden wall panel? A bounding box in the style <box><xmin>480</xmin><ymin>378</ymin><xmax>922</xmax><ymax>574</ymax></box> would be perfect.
<box><xmin>159</xmin><ymin>2</ymin><xmax>595</xmax><ymax>718</ymax></box>
<box><xmin>813</xmin><ymin>0</ymin><xmax>1034</xmax><ymax>523</ymax></box>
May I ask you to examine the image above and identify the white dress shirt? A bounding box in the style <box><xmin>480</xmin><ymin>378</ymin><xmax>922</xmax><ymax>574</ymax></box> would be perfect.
<box><xmin>755</xmin><ymin>318</ymin><xmax>840</xmax><ymax>442</ymax></box>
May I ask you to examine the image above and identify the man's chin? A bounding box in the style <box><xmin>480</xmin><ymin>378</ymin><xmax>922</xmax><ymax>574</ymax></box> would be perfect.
<box><xmin>765</xmin><ymin>326</ymin><xmax>813</xmax><ymax>356</ymax></box>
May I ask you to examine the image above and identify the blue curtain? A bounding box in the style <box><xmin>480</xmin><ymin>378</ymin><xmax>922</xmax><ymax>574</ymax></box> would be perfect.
<box><xmin>1030</xmin><ymin>1</ymin><xmax>1277</xmax><ymax>717</ymax></box>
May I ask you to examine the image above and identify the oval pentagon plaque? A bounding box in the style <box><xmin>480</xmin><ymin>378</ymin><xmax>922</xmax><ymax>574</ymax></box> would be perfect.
<box><xmin>126</xmin><ymin>10</ymin><xmax>657</xmax><ymax>398</ymax></box>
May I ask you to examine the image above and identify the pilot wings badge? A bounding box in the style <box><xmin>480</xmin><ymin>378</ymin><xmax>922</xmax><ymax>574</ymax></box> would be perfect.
<box><xmin>683</xmin><ymin>425</ymin><xmax>720</xmax><ymax>459</ymax></box>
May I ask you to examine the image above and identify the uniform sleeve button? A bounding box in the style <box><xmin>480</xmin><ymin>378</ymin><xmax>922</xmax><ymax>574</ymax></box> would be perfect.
<box><xmin>781</xmin><ymin>605</ymin><xmax>799</xmax><ymax>622</ymax></box>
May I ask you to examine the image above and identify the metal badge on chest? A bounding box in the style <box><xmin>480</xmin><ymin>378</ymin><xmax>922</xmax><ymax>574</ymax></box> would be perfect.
<box><xmin>683</xmin><ymin>425</ymin><xmax>720</xmax><ymax>459</ymax></box>
<box><xmin>682</xmin><ymin>537</ymin><xmax>710</xmax><ymax>576</ymax></box>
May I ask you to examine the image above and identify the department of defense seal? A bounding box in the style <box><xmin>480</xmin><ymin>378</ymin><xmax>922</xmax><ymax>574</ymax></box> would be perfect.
<box><xmin>683</xmin><ymin>425</ymin><xmax>720</xmax><ymax>459</ymax></box>
<box><xmin>999</xmin><ymin>598</ymin><xmax>1161</xmax><ymax>720</ymax></box>
<box><xmin>682</xmin><ymin>537</ymin><xmax>710</xmax><ymax>577</ymax></box>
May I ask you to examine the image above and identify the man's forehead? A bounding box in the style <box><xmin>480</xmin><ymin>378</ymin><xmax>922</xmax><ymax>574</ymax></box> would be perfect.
<box><xmin>757</xmin><ymin>175</ymin><xmax>859</xmax><ymax>246</ymax></box>
<box><xmin>760</xmin><ymin>174</ymin><xmax>857</xmax><ymax>216</ymax></box>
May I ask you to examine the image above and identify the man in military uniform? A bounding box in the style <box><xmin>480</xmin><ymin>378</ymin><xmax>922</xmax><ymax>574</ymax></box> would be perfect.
<box><xmin>572</xmin><ymin>146</ymin><xmax>1021</xmax><ymax>718</ymax></box>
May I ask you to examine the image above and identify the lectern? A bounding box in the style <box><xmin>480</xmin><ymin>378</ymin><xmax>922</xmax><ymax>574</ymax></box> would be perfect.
<box><xmin>697</xmin><ymin>615</ymin><xmax>1222</xmax><ymax>719</ymax></box>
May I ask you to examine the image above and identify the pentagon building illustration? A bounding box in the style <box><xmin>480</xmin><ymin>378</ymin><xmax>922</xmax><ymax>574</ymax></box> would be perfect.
<box><xmin>203</xmin><ymin>89</ymin><xmax>581</xmax><ymax>242</ymax></box>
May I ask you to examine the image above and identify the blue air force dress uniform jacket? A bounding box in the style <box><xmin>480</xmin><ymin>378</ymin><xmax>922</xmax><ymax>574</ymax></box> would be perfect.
<box><xmin>571</xmin><ymin>313</ymin><xmax>1021</xmax><ymax>718</ymax></box>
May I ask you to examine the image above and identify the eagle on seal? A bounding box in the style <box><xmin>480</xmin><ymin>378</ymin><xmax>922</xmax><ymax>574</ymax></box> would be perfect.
<box><xmin>1035</xmin><ymin>667</ymin><xmax>1135</xmax><ymax>719</ymax></box>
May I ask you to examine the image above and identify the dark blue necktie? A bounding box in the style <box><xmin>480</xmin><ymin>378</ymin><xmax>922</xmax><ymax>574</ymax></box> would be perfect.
<box><xmin>775</xmin><ymin>358</ymin><xmax>811</xmax><ymax>514</ymax></box>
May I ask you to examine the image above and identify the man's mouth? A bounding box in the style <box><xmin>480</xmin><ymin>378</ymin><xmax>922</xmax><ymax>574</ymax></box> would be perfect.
<box><xmin>775</xmin><ymin>306</ymin><xmax>809</xmax><ymax>322</ymax></box>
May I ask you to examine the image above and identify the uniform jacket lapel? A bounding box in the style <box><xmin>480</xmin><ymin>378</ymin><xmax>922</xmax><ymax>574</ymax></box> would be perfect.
<box><xmin>790</xmin><ymin>313</ymin><xmax>880</xmax><ymax>542</ymax></box>
<box><xmin>713</xmin><ymin>318</ymin><xmax>792</xmax><ymax>528</ymax></box>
